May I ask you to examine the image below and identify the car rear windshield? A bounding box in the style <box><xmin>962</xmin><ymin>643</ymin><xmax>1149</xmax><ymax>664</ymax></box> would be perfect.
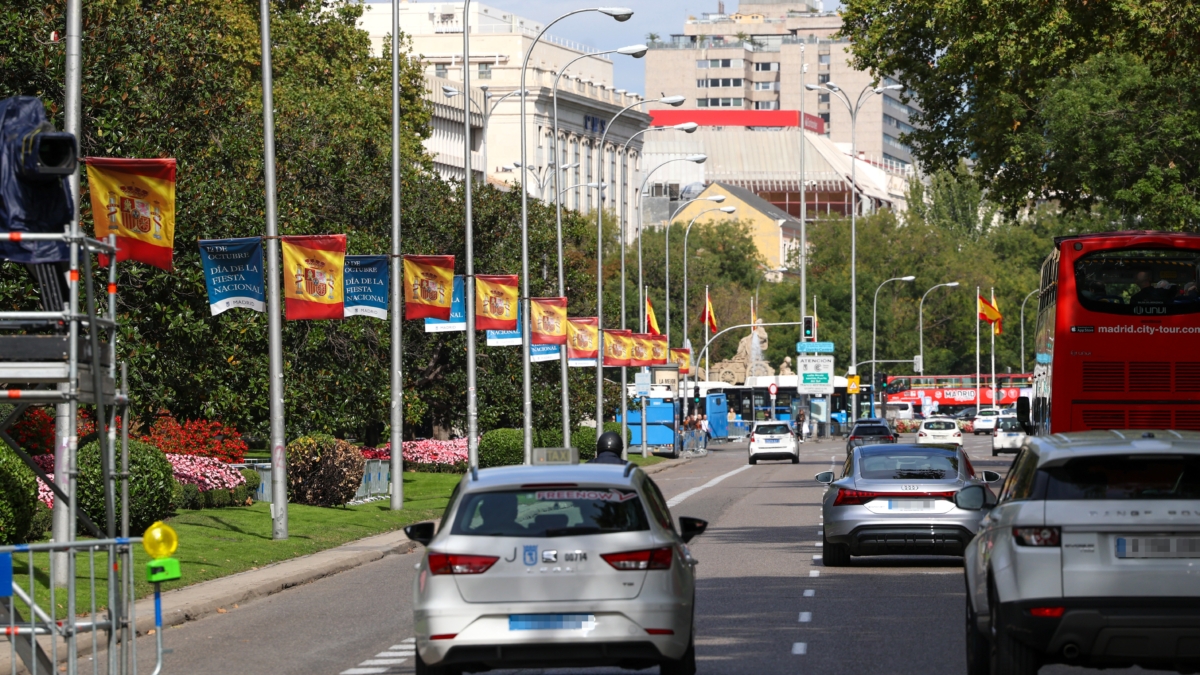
<box><xmin>451</xmin><ymin>488</ymin><xmax>650</xmax><ymax>537</ymax></box>
<box><xmin>1042</xmin><ymin>455</ymin><xmax>1200</xmax><ymax>500</ymax></box>
<box><xmin>859</xmin><ymin>447</ymin><xmax>960</xmax><ymax>480</ymax></box>
<box><xmin>923</xmin><ymin>421</ymin><xmax>956</xmax><ymax>431</ymax></box>
<box><xmin>852</xmin><ymin>425</ymin><xmax>891</xmax><ymax>436</ymax></box>
<box><xmin>755</xmin><ymin>424</ymin><xmax>790</xmax><ymax>435</ymax></box>
<box><xmin>996</xmin><ymin>418</ymin><xmax>1023</xmax><ymax>431</ymax></box>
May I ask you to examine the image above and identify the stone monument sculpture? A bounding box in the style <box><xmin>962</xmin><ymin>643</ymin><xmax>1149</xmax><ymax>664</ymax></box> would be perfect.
<box><xmin>710</xmin><ymin>322</ymin><xmax>775</xmax><ymax>385</ymax></box>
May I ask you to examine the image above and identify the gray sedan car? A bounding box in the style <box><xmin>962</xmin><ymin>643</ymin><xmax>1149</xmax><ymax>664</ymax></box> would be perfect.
<box><xmin>404</xmin><ymin>463</ymin><xmax>707</xmax><ymax>675</ymax></box>
<box><xmin>816</xmin><ymin>443</ymin><xmax>1000</xmax><ymax>565</ymax></box>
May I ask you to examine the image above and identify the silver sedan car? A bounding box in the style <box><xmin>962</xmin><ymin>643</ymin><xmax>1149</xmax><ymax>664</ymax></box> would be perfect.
<box><xmin>404</xmin><ymin>463</ymin><xmax>708</xmax><ymax>675</ymax></box>
<box><xmin>816</xmin><ymin>443</ymin><xmax>1000</xmax><ymax>565</ymax></box>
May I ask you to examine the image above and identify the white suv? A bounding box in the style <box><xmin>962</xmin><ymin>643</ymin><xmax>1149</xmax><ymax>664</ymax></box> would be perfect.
<box><xmin>957</xmin><ymin>430</ymin><xmax>1200</xmax><ymax>675</ymax></box>
<box><xmin>972</xmin><ymin>408</ymin><xmax>1001</xmax><ymax>435</ymax></box>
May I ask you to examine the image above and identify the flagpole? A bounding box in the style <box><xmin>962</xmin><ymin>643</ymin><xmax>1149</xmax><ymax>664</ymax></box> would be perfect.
<box><xmin>462</xmin><ymin>0</ymin><xmax>479</xmax><ymax>471</ymax></box>
<box><xmin>991</xmin><ymin>288</ymin><xmax>997</xmax><ymax>409</ymax></box>
<box><xmin>388</xmin><ymin>0</ymin><xmax>405</xmax><ymax>509</ymax></box>
<box><xmin>975</xmin><ymin>287</ymin><xmax>981</xmax><ymax>414</ymax></box>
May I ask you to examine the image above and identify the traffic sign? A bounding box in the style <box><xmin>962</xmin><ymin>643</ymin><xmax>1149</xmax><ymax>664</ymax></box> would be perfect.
<box><xmin>847</xmin><ymin>375</ymin><xmax>861</xmax><ymax>394</ymax></box>
<box><xmin>796</xmin><ymin>356</ymin><xmax>835</xmax><ymax>394</ymax></box>
<box><xmin>797</xmin><ymin>341</ymin><xmax>834</xmax><ymax>354</ymax></box>
<box><xmin>634</xmin><ymin>371</ymin><xmax>651</xmax><ymax>397</ymax></box>
<box><xmin>768</xmin><ymin>383</ymin><xmax>778</xmax><ymax>396</ymax></box>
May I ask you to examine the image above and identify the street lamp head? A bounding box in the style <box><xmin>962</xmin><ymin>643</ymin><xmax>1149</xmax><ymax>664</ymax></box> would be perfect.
<box><xmin>617</xmin><ymin>44</ymin><xmax>649</xmax><ymax>58</ymax></box>
<box><xmin>599</xmin><ymin>7</ymin><xmax>635</xmax><ymax>21</ymax></box>
<box><xmin>825</xmin><ymin>81</ymin><xmax>842</xmax><ymax>92</ymax></box>
<box><xmin>886</xmin><ymin>84</ymin><xmax>904</xmax><ymax>91</ymax></box>
<box><xmin>511</xmin><ymin>160</ymin><xmax>524</xmax><ymax>168</ymax></box>
<box><xmin>673</xmin><ymin>121</ymin><xmax>700</xmax><ymax>133</ymax></box>
<box><xmin>719</xmin><ymin>206</ymin><xmax>737</xmax><ymax>213</ymax></box>
<box><xmin>900</xmin><ymin>275</ymin><xmax>916</xmax><ymax>281</ymax></box>
<box><xmin>442</xmin><ymin>85</ymin><xmax>461</xmax><ymax>97</ymax></box>
<box><xmin>686</xmin><ymin>154</ymin><xmax>708</xmax><ymax>164</ymax></box>
<box><xmin>804</xmin><ymin>83</ymin><xmax>823</xmax><ymax>91</ymax></box>
<box><xmin>706</xmin><ymin>195</ymin><xmax>726</xmax><ymax>203</ymax></box>
<box><xmin>946</xmin><ymin>282</ymin><xmax>960</xmax><ymax>287</ymax></box>
<box><xmin>660</xmin><ymin>95</ymin><xmax>687</xmax><ymax>107</ymax></box>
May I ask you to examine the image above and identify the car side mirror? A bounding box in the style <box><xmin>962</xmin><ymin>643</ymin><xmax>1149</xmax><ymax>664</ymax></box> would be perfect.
<box><xmin>404</xmin><ymin>521</ymin><xmax>436</xmax><ymax>546</ymax></box>
<box><xmin>954</xmin><ymin>485</ymin><xmax>987</xmax><ymax>511</ymax></box>
<box><xmin>678</xmin><ymin>516</ymin><xmax>708</xmax><ymax>543</ymax></box>
<box><xmin>981</xmin><ymin>470</ymin><xmax>1002</xmax><ymax>484</ymax></box>
<box><xmin>1016</xmin><ymin>396</ymin><xmax>1034</xmax><ymax>434</ymax></box>
<box><xmin>815</xmin><ymin>471</ymin><xmax>835</xmax><ymax>485</ymax></box>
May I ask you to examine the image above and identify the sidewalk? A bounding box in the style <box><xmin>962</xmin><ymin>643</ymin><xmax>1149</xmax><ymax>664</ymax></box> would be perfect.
<box><xmin>2</xmin><ymin>455</ymin><xmax>691</xmax><ymax>673</ymax></box>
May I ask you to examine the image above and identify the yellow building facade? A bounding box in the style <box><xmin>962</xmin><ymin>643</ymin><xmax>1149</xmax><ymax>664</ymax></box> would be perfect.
<box><xmin>671</xmin><ymin>182</ymin><xmax>802</xmax><ymax>275</ymax></box>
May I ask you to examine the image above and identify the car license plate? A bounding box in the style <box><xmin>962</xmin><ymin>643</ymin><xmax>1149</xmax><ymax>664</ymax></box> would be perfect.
<box><xmin>1006</xmin><ymin>433</ymin><xmax>1019</xmax><ymax>437</ymax></box>
<box><xmin>765</xmin><ymin>438</ymin><xmax>780</xmax><ymax>444</ymax></box>
<box><xmin>1116</xmin><ymin>537</ymin><xmax>1200</xmax><ymax>559</ymax></box>
<box><xmin>509</xmin><ymin>614</ymin><xmax>596</xmax><ymax>631</ymax></box>
<box><xmin>887</xmin><ymin>500</ymin><xmax>934</xmax><ymax>511</ymax></box>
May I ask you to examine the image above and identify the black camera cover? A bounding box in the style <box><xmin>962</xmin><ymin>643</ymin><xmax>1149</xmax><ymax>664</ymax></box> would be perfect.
<box><xmin>0</xmin><ymin>96</ymin><xmax>75</xmax><ymax>263</ymax></box>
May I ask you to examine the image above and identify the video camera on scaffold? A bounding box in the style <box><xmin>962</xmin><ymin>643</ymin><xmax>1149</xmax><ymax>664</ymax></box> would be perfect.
<box><xmin>0</xmin><ymin>96</ymin><xmax>78</xmax><ymax>264</ymax></box>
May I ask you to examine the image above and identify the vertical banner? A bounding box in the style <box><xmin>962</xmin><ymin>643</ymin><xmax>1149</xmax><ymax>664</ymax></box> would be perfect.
<box><xmin>198</xmin><ymin>237</ymin><xmax>265</xmax><ymax>315</ymax></box>
<box><xmin>475</xmin><ymin>274</ymin><xmax>519</xmax><ymax>331</ymax></box>
<box><xmin>425</xmin><ymin>275</ymin><xmax>466</xmax><ymax>332</ymax></box>
<box><xmin>669</xmin><ymin>347</ymin><xmax>691</xmax><ymax>374</ymax></box>
<box><xmin>403</xmin><ymin>254</ymin><xmax>455</xmax><ymax>320</ymax></box>
<box><xmin>343</xmin><ymin>255</ymin><xmax>389</xmax><ymax>319</ymax></box>
<box><xmin>603</xmin><ymin>329</ymin><xmax>633</xmax><ymax>367</ymax></box>
<box><xmin>482</xmin><ymin>304</ymin><xmax>560</xmax><ymax>359</ymax></box>
<box><xmin>567</xmin><ymin>317</ymin><xmax>599</xmax><ymax>366</ymax></box>
<box><xmin>650</xmin><ymin>334</ymin><xmax>669</xmax><ymax>365</ymax></box>
<box><xmin>630</xmin><ymin>333</ymin><xmax>653</xmax><ymax>367</ymax></box>
<box><xmin>530</xmin><ymin>297</ymin><xmax>568</xmax><ymax>345</ymax></box>
<box><xmin>282</xmin><ymin>234</ymin><xmax>346</xmax><ymax>320</ymax></box>
<box><xmin>85</xmin><ymin>157</ymin><xmax>177</xmax><ymax>270</ymax></box>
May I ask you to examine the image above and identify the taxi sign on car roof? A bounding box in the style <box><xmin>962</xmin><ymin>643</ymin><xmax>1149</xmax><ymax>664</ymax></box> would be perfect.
<box><xmin>532</xmin><ymin>446</ymin><xmax>579</xmax><ymax>465</ymax></box>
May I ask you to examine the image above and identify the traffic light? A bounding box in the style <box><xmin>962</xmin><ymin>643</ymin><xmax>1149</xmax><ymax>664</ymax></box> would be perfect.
<box><xmin>802</xmin><ymin>315</ymin><xmax>815</xmax><ymax>341</ymax></box>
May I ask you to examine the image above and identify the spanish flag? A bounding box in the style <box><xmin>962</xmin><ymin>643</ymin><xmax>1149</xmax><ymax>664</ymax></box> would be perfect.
<box><xmin>603</xmin><ymin>329</ymin><xmax>633</xmax><ymax>367</ymax></box>
<box><xmin>978</xmin><ymin>294</ymin><xmax>1003</xmax><ymax>335</ymax></box>
<box><xmin>530</xmin><ymin>297</ymin><xmax>567</xmax><ymax>344</ymax></box>
<box><xmin>669</xmin><ymin>347</ymin><xmax>691</xmax><ymax>374</ymax></box>
<box><xmin>630</xmin><ymin>333</ymin><xmax>653</xmax><ymax>367</ymax></box>
<box><xmin>699</xmin><ymin>287</ymin><xmax>718</xmax><ymax>334</ymax></box>
<box><xmin>567</xmin><ymin>317</ymin><xmax>599</xmax><ymax>360</ymax></box>
<box><xmin>282</xmin><ymin>235</ymin><xmax>346</xmax><ymax>320</ymax></box>
<box><xmin>403</xmin><ymin>255</ymin><xmax>455</xmax><ymax>320</ymax></box>
<box><xmin>475</xmin><ymin>274</ymin><xmax>518</xmax><ymax>331</ymax></box>
<box><xmin>650</xmin><ymin>334</ymin><xmax>668</xmax><ymax>365</ymax></box>
<box><xmin>646</xmin><ymin>296</ymin><xmax>661</xmax><ymax>336</ymax></box>
<box><xmin>85</xmin><ymin>157</ymin><xmax>177</xmax><ymax>270</ymax></box>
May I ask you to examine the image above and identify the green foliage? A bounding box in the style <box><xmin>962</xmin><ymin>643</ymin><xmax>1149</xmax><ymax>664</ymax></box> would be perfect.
<box><xmin>286</xmin><ymin>436</ymin><xmax>365</xmax><ymax>507</ymax></box>
<box><xmin>240</xmin><ymin>468</ymin><xmax>261</xmax><ymax>495</ymax></box>
<box><xmin>174</xmin><ymin>482</ymin><xmax>203</xmax><ymax>511</ymax></box>
<box><xmin>27</xmin><ymin>501</ymin><xmax>53</xmax><ymax>543</ymax></box>
<box><xmin>570</xmin><ymin>422</ymin><xmax>622</xmax><ymax>462</ymax></box>
<box><xmin>840</xmin><ymin>0</ymin><xmax>1200</xmax><ymax>228</ymax></box>
<box><xmin>203</xmin><ymin>487</ymin><xmax>232</xmax><ymax>509</ymax></box>
<box><xmin>232</xmin><ymin>484</ymin><xmax>250</xmax><ymax>505</ymax></box>
<box><xmin>77</xmin><ymin>439</ymin><xmax>175</xmax><ymax>535</ymax></box>
<box><xmin>478</xmin><ymin>429</ymin><xmax>523</xmax><ymax>468</ymax></box>
<box><xmin>0</xmin><ymin>448</ymin><xmax>37</xmax><ymax>545</ymax></box>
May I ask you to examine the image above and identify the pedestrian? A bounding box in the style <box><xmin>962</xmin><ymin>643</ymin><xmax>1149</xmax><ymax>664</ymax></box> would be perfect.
<box><xmin>700</xmin><ymin>414</ymin><xmax>710</xmax><ymax>449</ymax></box>
<box><xmin>589</xmin><ymin>431</ymin><xmax>626</xmax><ymax>464</ymax></box>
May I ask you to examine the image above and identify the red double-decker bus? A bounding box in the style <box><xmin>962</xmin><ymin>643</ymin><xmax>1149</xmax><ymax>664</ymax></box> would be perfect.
<box><xmin>1030</xmin><ymin>231</ymin><xmax>1200</xmax><ymax>433</ymax></box>
<box><xmin>886</xmin><ymin>374</ymin><xmax>1032</xmax><ymax>413</ymax></box>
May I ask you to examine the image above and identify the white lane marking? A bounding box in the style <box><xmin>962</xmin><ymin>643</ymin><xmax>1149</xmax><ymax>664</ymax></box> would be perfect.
<box><xmin>402</xmin><ymin>638</ymin><xmax>416</xmax><ymax>643</ymax></box>
<box><xmin>388</xmin><ymin>645</ymin><xmax>416</xmax><ymax>651</ymax></box>
<box><xmin>792</xmin><ymin>642</ymin><xmax>808</xmax><ymax>655</ymax></box>
<box><xmin>361</xmin><ymin>659</ymin><xmax>408</xmax><ymax>666</ymax></box>
<box><xmin>809</xmin><ymin>570</ymin><xmax>820</xmax><ymax>577</ymax></box>
<box><xmin>817</xmin><ymin>530</ymin><xmax>824</xmax><ymax>536</ymax></box>
<box><xmin>375</xmin><ymin>652</ymin><xmax>411</xmax><ymax>658</ymax></box>
<box><xmin>666</xmin><ymin>464</ymin><xmax>754</xmax><ymax>507</ymax></box>
<box><xmin>803</xmin><ymin>589</ymin><xmax>815</xmax><ymax>597</ymax></box>
<box><xmin>813</xmin><ymin>555</ymin><xmax>822</xmax><ymax>560</ymax></box>
<box><xmin>799</xmin><ymin>612</ymin><xmax>812</xmax><ymax>623</ymax></box>
<box><xmin>341</xmin><ymin>669</ymin><xmax>388</xmax><ymax>675</ymax></box>
<box><xmin>814</xmin><ymin>541</ymin><xmax>823</xmax><ymax>547</ymax></box>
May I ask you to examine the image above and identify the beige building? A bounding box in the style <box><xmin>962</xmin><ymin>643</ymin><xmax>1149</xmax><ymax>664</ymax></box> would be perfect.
<box><xmin>673</xmin><ymin>181</ymin><xmax>803</xmax><ymax>274</ymax></box>
<box><xmin>644</xmin><ymin>0</ymin><xmax>916</xmax><ymax>169</ymax></box>
<box><xmin>359</xmin><ymin>1</ymin><xmax>654</xmax><ymax>220</ymax></box>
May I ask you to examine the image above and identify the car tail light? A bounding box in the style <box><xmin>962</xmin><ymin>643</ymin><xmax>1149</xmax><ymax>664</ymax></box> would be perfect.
<box><xmin>645</xmin><ymin>628</ymin><xmax>675</xmax><ymax>635</ymax></box>
<box><xmin>954</xmin><ymin>431</ymin><xmax>962</xmax><ymax>437</ymax></box>
<box><xmin>427</xmin><ymin>553</ymin><xmax>499</xmax><ymax>575</ymax></box>
<box><xmin>848</xmin><ymin>435</ymin><xmax>860</xmax><ymax>441</ymax></box>
<box><xmin>883</xmin><ymin>436</ymin><xmax>895</xmax><ymax>442</ymax></box>
<box><xmin>832</xmin><ymin>488</ymin><xmax>957</xmax><ymax>506</ymax></box>
<box><xmin>749</xmin><ymin>433</ymin><xmax>755</xmax><ymax>442</ymax></box>
<box><xmin>601</xmin><ymin>547</ymin><xmax>673</xmax><ymax>571</ymax></box>
<box><xmin>1012</xmin><ymin>527</ymin><xmax>1061</xmax><ymax>547</ymax></box>
<box><xmin>1029</xmin><ymin>607</ymin><xmax>1065</xmax><ymax>618</ymax></box>
<box><xmin>917</xmin><ymin>431</ymin><xmax>927</xmax><ymax>437</ymax></box>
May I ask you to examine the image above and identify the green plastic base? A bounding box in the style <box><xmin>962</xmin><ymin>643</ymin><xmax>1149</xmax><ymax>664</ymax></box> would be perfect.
<box><xmin>146</xmin><ymin>557</ymin><xmax>181</xmax><ymax>583</ymax></box>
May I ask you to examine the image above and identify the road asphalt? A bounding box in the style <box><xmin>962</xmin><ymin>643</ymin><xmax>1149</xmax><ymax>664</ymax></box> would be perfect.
<box><xmin>112</xmin><ymin>433</ymin><xmax>1147</xmax><ymax>675</ymax></box>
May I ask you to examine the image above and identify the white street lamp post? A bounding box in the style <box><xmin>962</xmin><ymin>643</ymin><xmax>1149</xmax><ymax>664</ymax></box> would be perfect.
<box><xmin>871</xmin><ymin>275</ymin><xmax>915</xmax><ymax>414</ymax></box>
<box><xmin>918</xmin><ymin>281</ymin><xmax>960</xmax><ymax>376</ymax></box>
<box><xmin>683</xmin><ymin>206</ymin><xmax>737</xmax><ymax>403</ymax></box>
<box><xmin>663</xmin><ymin>195</ymin><xmax>725</xmax><ymax>345</ymax></box>
<box><xmin>1020</xmin><ymin>288</ymin><xmax>1038</xmax><ymax>373</ymax></box>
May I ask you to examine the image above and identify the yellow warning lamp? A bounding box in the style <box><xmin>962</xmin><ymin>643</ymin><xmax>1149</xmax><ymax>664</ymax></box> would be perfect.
<box><xmin>143</xmin><ymin>521</ymin><xmax>182</xmax><ymax>583</ymax></box>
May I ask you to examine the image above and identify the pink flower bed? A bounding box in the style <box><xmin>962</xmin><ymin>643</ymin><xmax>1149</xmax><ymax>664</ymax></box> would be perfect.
<box><xmin>29</xmin><ymin>452</ymin><xmax>244</xmax><ymax>509</ymax></box>
<box><xmin>362</xmin><ymin>439</ymin><xmax>469</xmax><ymax>467</ymax></box>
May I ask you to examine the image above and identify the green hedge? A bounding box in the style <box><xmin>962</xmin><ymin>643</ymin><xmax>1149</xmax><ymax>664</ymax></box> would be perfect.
<box><xmin>0</xmin><ymin>448</ymin><xmax>37</xmax><ymax>545</ymax></box>
<box><xmin>78</xmin><ymin>439</ymin><xmax>175</xmax><ymax>535</ymax></box>
<box><xmin>479</xmin><ymin>424</ymin><xmax>624</xmax><ymax>467</ymax></box>
<box><xmin>570</xmin><ymin>422</ymin><xmax>623</xmax><ymax>462</ymax></box>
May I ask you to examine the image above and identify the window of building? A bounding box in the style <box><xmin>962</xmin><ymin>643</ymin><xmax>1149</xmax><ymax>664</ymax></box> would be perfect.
<box><xmin>883</xmin><ymin>133</ymin><xmax>910</xmax><ymax>152</ymax></box>
<box><xmin>478</xmin><ymin>63</ymin><xmax>492</xmax><ymax>80</ymax></box>
<box><xmin>700</xmin><ymin>58</ymin><xmax>743</xmax><ymax>69</ymax></box>
<box><xmin>754</xmin><ymin>101</ymin><xmax>780</xmax><ymax>110</ymax></box>
<box><xmin>753</xmin><ymin>62</ymin><xmax>780</xmax><ymax>72</ymax></box>
<box><xmin>818</xmin><ymin>93</ymin><xmax>830</xmax><ymax>104</ymax></box>
<box><xmin>696</xmin><ymin>60</ymin><xmax>709</xmax><ymax>69</ymax></box>
<box><xmin>434</xmin><ymin>63</ymin><xmax>448</xmax><ymax>78</ymax></box>
<box><xmin>697</xmin><ymin>79</ymin><xmax>708</xmax><ymax>88</ymax></box>
<box><xmin>884</xmin><ymin>96</ymin><xmax>917</xmax><ymax>117</ymax></box>
<box><xmin>668</xmin><ymin>183</ymin><xmax>681</xmax><ymax>200</ymax></box>
<box><xmin>883</xmin><ymin>153</ymin><xmax>911</xmax><ymax>167</ymax></box>
<box><xmin>697</xmin><ymin>99</ymin><xmax>709</xmax><ymax>108</ymax></box>
<box><xmin>818</xmin><ymin>54</ymin><xmax>830</xmax><ymax>65</ymax></box>
<box><xmin>754</xmin><ymin>81</ymin><xmax>777</xmax><ymax>91</ymax></box>
<box><xmin>883</xmin><ymin>114</ymin><xmax>915</xmax><ymax>134</ymax></box>
<box><xmin>817</xmin><ymin>73</ymin><xmax>830</xmax><ymax>85</ymax></box>
<box><xmin>819</xmin><ymin>112</ymin><xmax>830</xmax><ymax>128</ymax></box>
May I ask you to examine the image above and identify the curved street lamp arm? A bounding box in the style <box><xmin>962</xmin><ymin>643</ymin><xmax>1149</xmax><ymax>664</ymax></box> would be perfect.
<box><xmin>696</xmin><ymin>321</ymin><xmax>804</xmax><ymax>371</ymax></box>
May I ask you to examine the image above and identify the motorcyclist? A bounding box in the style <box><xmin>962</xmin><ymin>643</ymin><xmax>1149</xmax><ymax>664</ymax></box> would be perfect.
<box><xmin>589</xmin><ymin>431</ymin><xmax>625</xmax><ymax>464</ymax></box>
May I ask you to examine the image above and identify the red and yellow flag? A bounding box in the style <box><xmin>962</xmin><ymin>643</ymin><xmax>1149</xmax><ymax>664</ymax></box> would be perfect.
<box><xmin>700</xmin><ymin>287</ymin><xmax>718</xmax><ymax>334</ymax></box>
<box><xmin>602</xmin><ymin>329</ymin><xmax>633</xmax><ymax>367</ymax></box>
<box><xmin>650</xmin><ymin>334</ymin><xmax>668</xmax><ymax>365</ymax></box>
<box><xmin>85</xmin><ymin>158</ymin><xmax>177</xmax><ymax>270</ymax></box>
<box><xmin>630</xmin><ymin>333</ymin><xmax>654</xmax><ymax>367</ymax></box>
<box><xmin>978</xmin><ymin>294</ymin><xmax>1003</xmax><ymax>335</ymax></box>
<box><xmin>646</xmin><ymin>296</ymin><xmax>661</xmax><ymax>336</ymax></box>
<box><xmin>282</xmin><ymin>235</ymin><xmax>346</xmax><ymax>320</ymax></box>
<box><xmin>567</xmin><ymin>317</ymin><xmax>599</xmax><ymax>360</ymax></box>
<box><xmin>403</xmin><ymin>255</ymin><xmax>455</xmax><ymax>320</ymax></box>
<box><xmin>669</xmin><ymin>347</ymin><xmax>691</xmax><ymax>374</ymax></box>
<box><xmin>531</xmin><ymin>297</ymin><xmax>567</xmax><ymax>344</ymax></box>
<box><xmin>475</xmin><ymin>274</ymin><xmax>518</xmax><ymax>331</ymax></box>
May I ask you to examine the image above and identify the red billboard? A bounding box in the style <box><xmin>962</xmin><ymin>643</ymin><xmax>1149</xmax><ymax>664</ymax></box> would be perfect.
<box><xmin>648</xmin><ymin>109</ymin><xmax>825</xmax><ymax>135</ymax></box>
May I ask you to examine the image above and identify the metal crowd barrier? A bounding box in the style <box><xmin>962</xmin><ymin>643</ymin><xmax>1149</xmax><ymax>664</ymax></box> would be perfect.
<box><xmin>1</xmin><ymin>536</ymin><xmax>150</xmax><ymax>675</ymax></box>
<box><xmin>681</xmin><ymin>429</ymin><xmax>708</xmax><ymax>457</ymax></box>
<box><xmin>235</xmin><ymin>460</ymin><xmax>391</xmax><ymax>504</ymax></box>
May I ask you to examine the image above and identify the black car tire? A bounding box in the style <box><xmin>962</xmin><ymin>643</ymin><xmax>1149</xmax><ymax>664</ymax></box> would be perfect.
<box><xmin>992</xmin><ymin>447</ymin><xmax>998</xmax><ymax>457</ymax></box>
<box><xmin>791</xmin><ymin>454</ymin><xmax>800</xmax><ymax>464</ymax></box>
<box><xmin>660</xmin><ymin>631</ymin><xmax>696</xmax><ymax>675</ymax></box>
<box><xmin>415</xmin><ymin>650</ymin><xmax>460</xmax><ymax>675</ymax></box>
<box><xmin>748</xmin><ymin>455</ymin><xmax>757</xmax><ymax>465</ymax></box>
<box><xmin>822</xmin><ymin>531</ymin><xmax>850</xmax><ymax>566</ymax></box>
<box><xmin>989</xmin><ymin>580</ymin><xmax>1037</xmax><ymax>675</ymax></box>
<box><xmin>966</xmin><ymin>591</ymin><xmax>990</xmax><ymax>675</ymax></box>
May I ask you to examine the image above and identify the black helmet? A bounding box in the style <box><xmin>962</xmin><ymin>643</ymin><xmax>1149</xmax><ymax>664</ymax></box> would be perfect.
<box><xmin>596</xmin><ymin>431</ymin><xmax>623</xmax><ymax>455</ymax></box>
